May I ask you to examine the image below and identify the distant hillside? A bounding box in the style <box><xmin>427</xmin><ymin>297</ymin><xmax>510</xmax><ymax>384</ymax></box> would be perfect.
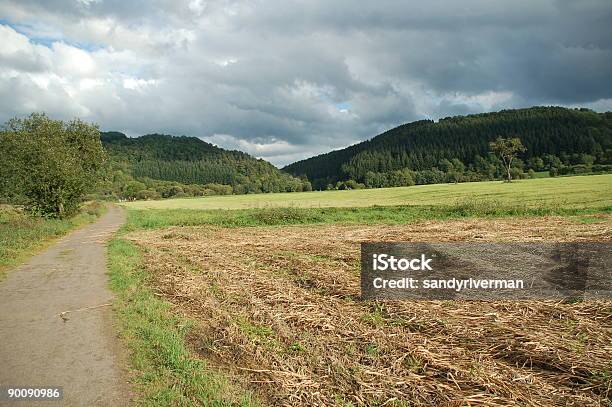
<box><xmin>101</xmin><ymin>132</ymin><xmax>310</xmax><ymax>195</ymax></box>
<box><xmin>283</xmin><ymin>107</ymin><xmax>612</xmax><ymax>189</ymax></box>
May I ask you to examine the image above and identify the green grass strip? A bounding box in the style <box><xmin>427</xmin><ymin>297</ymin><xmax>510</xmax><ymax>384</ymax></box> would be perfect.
<box><xmin>107</xmin><ymin>238</ymin><xmax>258</xmax><ymax>407</ymax></box>
<box><xmin>123</xmin><ymin>201</ymin><xmax>611</xmax><ymax>231</ymax></box>
<box><xmin>0</xmin><ymin>202</ymin><xmax>106</xmax><ymax>279</ymax></box>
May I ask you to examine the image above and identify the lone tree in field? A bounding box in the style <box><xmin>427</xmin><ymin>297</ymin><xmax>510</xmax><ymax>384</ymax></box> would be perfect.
<box><xmin>0</xmin><ymin>113</ymin><xmax>106</xmax><ymax>217</ymax></box>
<box><xmin>489</xmin><ymin>137</ymin><xmax>526</xmax><ymax>182</ymax></box>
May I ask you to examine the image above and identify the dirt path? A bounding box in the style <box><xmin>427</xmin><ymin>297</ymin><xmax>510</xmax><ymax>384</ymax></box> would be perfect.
<box><xmin>0</xmin><ymin>205</ymin><xmax>130</xmax><ymax>406</ymax></box>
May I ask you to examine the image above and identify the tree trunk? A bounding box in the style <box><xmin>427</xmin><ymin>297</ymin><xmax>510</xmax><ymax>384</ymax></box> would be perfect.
<box><xmin>505</xmin><ymin>156</ymin><xmax>513</xmax><ymax>183</ymax></box>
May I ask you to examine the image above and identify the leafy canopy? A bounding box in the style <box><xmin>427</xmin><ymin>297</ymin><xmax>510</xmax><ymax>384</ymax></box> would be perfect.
<box><xmin>489</xmin><ymin>137</ymin><xmax>526</xmax><ymax>182</ymax></box>
<box><xmin>0</xmin><ymin>113</ymin><xmax>106</xmax><ymax>217</ymax></box>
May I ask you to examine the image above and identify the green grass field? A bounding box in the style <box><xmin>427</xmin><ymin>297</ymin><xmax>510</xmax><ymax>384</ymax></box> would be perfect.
<box><xmin>123</xmin><ymin>201</ymin><xmax>610</xmax><ymax>231</ymax></box>
<box><xmin>122</xmin><ymin>174</ymin><xmax>612</xmax><ymax>210</ymax></box>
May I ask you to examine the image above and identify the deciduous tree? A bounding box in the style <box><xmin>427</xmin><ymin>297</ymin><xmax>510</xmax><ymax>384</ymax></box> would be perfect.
<box><xmin>489</xmin><ymin>137</ymin><xmax>526</xmax><ymax>182</ymax></box>
<box><xmin>0</xmin><ymin>113</ymin><xmax>106</xmax><ymax>217</ymax></box>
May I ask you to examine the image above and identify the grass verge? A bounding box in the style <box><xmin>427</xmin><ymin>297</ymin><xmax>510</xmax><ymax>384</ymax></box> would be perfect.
<box><xmin>124</xmin><ymin>200</ymin><xmax>611</xmax><ymax>230</ymax></box>
<box><xmin>107</xmin><ymin>237</ymin><xmax>258</xmax><ymax>406</ymax></box>
<box><xmin>0</xmin><ymin>201</ymin><xmax>106</xmax><ymax>279</ymax></box>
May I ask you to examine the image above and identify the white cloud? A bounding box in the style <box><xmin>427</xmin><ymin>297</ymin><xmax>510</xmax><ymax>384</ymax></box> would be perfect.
<box><xmin>214</xmin><ymin>57</ymin><xmax>238</xmax><ymax>67</ymax></box>
<box><xmin>76</xmin><ymin>0</ymin><xmax>101</xmax><ymax>6</ymax></box>
<box><xmin>52</xmin><ymin>42</ymin><xmax>97</xmax><ymax>76</ymax></box>
<box><xmin>122</xmin><ymin>77</ymin><xmax>159</xmax><ymax>90</ymax></box>
<box><xmin>0</xmin><ymin>25</ymin><xmax>53</xmax><ymax>72</ymax></box>
<box><xmin>188</xmin><ymin>0</ymin><xmax>206</xmax><ymax>15</ymax></box>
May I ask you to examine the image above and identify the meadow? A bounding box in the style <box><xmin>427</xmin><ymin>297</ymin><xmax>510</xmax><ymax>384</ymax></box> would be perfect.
<box><xmin>122</xmin><ymin>174</ymin><xmax>612</xmax><ymax>210</ymax></box>
<box><xmin>109</xmin><ymin>174</ymin><xmax>611</xmax><ymax>406</ymax></box>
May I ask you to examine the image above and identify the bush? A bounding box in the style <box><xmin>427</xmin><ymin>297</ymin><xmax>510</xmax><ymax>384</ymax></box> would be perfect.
<box><xmin>136</xmin><ymin>189</ymin><xmax>161</xmax><ymax>200</ymax></box>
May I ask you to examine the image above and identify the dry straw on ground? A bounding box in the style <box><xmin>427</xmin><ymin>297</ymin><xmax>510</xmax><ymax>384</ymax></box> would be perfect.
<box><xmin>127</xmin><ymin>216</ymin><xmax>611</xmax><ymax>406</ymax></box>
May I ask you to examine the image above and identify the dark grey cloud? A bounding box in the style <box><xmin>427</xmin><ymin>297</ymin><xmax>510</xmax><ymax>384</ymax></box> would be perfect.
<box><xmin>0</xmin><ymin>0</ymin><xmax>610</xmax><ymax>166</ymax></box>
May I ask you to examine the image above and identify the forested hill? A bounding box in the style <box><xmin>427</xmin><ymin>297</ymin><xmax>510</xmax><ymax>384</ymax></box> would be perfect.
<box><xmin>283</xmin><ymin>107</ymin><xmax>612</xmax><ymax>189</ymax></box>
<box><xmin>101</xmin><ymin>132</ymin><xmax>311</xmax><ymax>194</ymax></box>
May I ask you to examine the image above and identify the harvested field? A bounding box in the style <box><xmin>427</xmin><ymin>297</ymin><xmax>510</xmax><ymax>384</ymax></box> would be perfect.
<box><xmin>126</xmin><ymin>216</ymin><xmax>612</xmax><ymax>406</ymax></box>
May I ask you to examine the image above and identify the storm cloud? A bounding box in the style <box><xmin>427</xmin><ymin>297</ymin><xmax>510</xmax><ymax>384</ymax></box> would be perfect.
<box><xmin>1</xmin><ymin>0</ymin><xmax>611</xmax><ymax>166</ymax></box>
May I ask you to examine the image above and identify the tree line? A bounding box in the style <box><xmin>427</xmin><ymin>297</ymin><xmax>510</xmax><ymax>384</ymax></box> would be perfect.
<box><xmin>284</xmin><ymin>106</ymin><xmax>612</xmax><ymax>189</ymax></box>
<box><xmin>330</xmin><ymin>151</ymin><xmax>609</xmax><ymax>190</ymax></box>
<box><xmin>100</xmin><ymin>132</ymin><xmax>312</xmax><ymax>200</ymax></box>
<box><xmin>2</xmin><ymin>108</ymin><xmax>611</xmax><ymax>217</ymax></box>
<box><xmin>0</xmin><ymin>114</ymin><xmax>311</xmax><ymax>217</ymax></box>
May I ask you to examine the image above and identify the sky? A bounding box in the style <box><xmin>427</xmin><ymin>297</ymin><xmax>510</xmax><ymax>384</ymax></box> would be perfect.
<box><xmin>0</xmin><ymin>0</ymin><xmax>611</xmax><ymax>167</ymax></box>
